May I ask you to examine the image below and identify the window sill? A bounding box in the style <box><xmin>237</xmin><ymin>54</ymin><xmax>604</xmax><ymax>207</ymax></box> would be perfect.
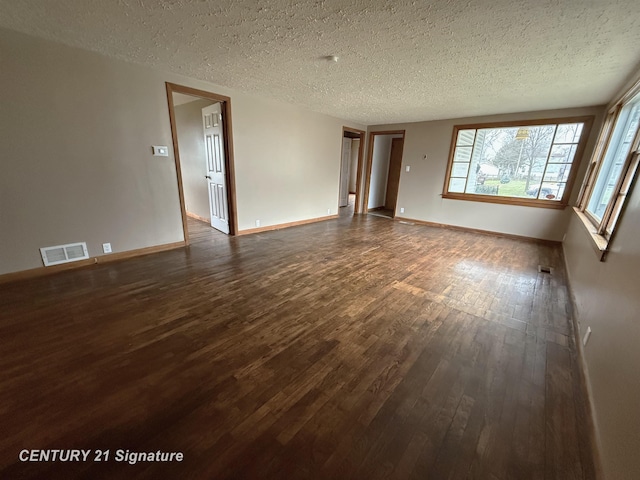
<box><xmin>442</xmin><ymin>193</ymin><xmax>567</xmax><ymax>209</ymax></box>
<box><xmin>572</xmin><ymin>207</ymin><xmax>608</xmax><ymax>261</ymax></box>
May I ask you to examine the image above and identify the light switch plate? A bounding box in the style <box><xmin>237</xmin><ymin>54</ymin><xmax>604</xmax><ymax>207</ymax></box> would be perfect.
<box><xmin>152</xmin><ymin>145</ymin><xmax>169</xmax><ymax>157</ymax></box>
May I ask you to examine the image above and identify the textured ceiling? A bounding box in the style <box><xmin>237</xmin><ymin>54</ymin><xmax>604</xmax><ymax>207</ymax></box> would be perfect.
<box><xmin>1</xmin><ymin>0</ymin><xmax>639</xmax><ymax>125</ymax></box>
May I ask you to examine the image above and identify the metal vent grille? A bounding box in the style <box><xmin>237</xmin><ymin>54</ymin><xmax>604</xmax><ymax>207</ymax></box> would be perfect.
<box><xmin>40</xmin><ymin>242</ymin><xmax>89</xmax><ymax>267</ymax></box>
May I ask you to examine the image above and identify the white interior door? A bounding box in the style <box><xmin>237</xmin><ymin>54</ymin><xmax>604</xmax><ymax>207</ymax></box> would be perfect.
<box><xmin>339</xmin><ymin>138</ymin><xmax>352</xmax><ymax>207</ymax></box>
<box><xmin>202</xmin><ymin>103</ymin><xmax>229</xmax><ymax>234</ymax></box>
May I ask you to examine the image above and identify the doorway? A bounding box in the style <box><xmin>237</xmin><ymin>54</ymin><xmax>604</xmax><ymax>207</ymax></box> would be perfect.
<box><xmin>364</xmin><ymin>130</ymin><xmax>405</xmax><ymax>218</ymax></box>
<box><xmin>339</xmin><ymin>127</ymin><xmax>365</xmax><ymax>217</ymax></box>
<box><xmin>166</xmin><ymin>83</ymin><xmax>237</xmax><ymax>243</ymax></box>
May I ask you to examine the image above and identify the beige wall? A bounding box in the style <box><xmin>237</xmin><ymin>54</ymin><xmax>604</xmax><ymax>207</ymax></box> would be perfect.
<box><xmin>0</xmin><ymin>28</ymin><xmax>184</xmax><ymax>275</ymax></box>
<box><xmin>563</xmin><ymin>71</ymin><xmax>640</xmax><ymax>480</ymax></box>
<box><xmin>370</xmin><ymin>106</ymin><xmax>605</xmax><ymax>240</ymax></box>
<box><xmin>174</xmin><ymin>98</ymin><xmax>215</xmax><ymax>221</ymax></box>
<box><xmin>0</xmin><ymin>27</ymin><xmax>365</xmax><ymax>275</ymax></box>
<box><xmin>231</xmin><ymin>94</ymin><xmax>361</xmax><ymax>231</ymax></box>
<box><xmin>563</xmin><ymin>210</ymin><xmax>640</xmax><ymax>480</ymax></box>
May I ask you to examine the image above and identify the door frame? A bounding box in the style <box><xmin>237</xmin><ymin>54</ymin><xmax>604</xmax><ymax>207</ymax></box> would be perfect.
<box><xmin>165</xmin><ymin>82</ymin><xmax>238</xmax><ymax>242</ymax></box>
<box><xmin>342</xmin><ymin>127</ymin><xmax>366</xmax><ymax>214</ymax></box>
<box><xmin>385</xmin><ymin>137</ymin><xmax>405</xmax><ymax>216</ymax></box>
<box><xmin>363</xmin><ymin>130</ymin><xmax>405</xmax><ymax>213</ymax></box>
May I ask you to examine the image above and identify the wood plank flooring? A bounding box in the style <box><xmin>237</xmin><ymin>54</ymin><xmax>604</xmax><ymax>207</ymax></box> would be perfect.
<box><xmin>0</xmin><ymin>214</ymin><xmax>596</xmax><ymax>479</ymax></box>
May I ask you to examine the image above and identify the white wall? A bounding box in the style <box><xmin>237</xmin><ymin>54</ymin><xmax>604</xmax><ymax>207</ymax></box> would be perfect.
<box><xmin>368</xmin><ymin>136</ymin><xmax>393</xmax><ymax>209</ymax></box>
<box><xmin>562</xmin><ymin>70</ymin><xmax>640</xmax><ymax>480</ymax></box>
<box><xmin>349</xmin><ymin>138</ymin><xmax>360</xmax><ymax>193</ymax></box>
<box><xmin>174</xmin><ymin>98</ymin><xmax>215</xmax><ymax>221</ymax></box>
<box><xmin>0</xmin><ymin>27</ymin><xmax>365</xmax><ymax>275</ymax></box>
<box><xmin>370</xmin><ymin>106</ymin><xmax>604</xmax><ymax>240</ymax></box>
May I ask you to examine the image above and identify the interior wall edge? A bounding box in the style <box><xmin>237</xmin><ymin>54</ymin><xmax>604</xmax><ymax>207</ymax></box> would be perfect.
<box><xmin>561</xmin><ymin>242</ymin><xmax>606</xmax><ymax>480</ymax></box>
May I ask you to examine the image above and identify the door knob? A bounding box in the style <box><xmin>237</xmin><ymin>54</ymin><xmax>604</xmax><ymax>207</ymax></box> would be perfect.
<box><xmin>205</xmin><ymin>175</ymin><xmax>212</xmax><ymax>179</ymax></box>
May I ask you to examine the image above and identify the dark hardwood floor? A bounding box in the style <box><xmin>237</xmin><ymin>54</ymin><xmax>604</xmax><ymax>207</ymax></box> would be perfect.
<box><xmin>0</xmin><ymin>214</ymin><xmax>596</xmax><ymax>479</ymax></box>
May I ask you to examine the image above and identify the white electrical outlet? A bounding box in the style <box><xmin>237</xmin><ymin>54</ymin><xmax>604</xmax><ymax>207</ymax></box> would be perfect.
<box><xmin>102</xmin><ymin>243</ymin><xmax>112</xmax><ymax>254</ymax></box>
<box><xmin>255</xmin><ymin>220</ymin><xmax>261</xmax><ymax>227</ymax></box>
<box><xmin>582</xmin><ymin>326</ymin><xmax>592</xmax><ymax>346</ymax></box>
<box><xmin>400</xmin><ymin>207</ymin><xmax>405</xmax><ymax>213</ymax></box>
<box><xmin>327</xmin><ymin>208</ymin><xmax>331</xmax><ymax>215</ymax></box>
<box><xmin>406</xmin><ymin>165</ymin><xmax>411</xmax><ymax>172</ymax></box>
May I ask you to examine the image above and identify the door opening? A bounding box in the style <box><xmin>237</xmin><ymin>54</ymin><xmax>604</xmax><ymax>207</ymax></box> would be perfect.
<box><xmin>166</xmin><ymin>83</ymin><xmax>237</xmax><ymax>242</ymax></box>
<box><xmin>339</xmin><ymin>127</ymin><xmax>365</xmax><ymax>217</ymax></box>
<box><xmin>364</xmin><ymin>130</ymin><xmax>405</xmax><ymax>219</ymax></box>
<box><xmin>202</xmin><ymin>102</ymin><xmax>229</xmax><ymax>233</ymax></box>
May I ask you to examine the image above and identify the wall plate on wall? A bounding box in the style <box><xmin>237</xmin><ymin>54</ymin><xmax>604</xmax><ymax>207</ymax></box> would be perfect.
<box><xmin>152</xmin><ymin>145</ymin><xmax>169</xmax><ymax>156</ymax></box>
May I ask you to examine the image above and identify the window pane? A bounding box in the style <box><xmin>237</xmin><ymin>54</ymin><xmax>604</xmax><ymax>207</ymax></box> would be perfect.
<box><xmin>555</xmin><ymin>123</ymin><xmax>582</xmax><ymax>143</ymax></box>
<box><xmin>587</xmin><ymin>99</ymin><xmax>640</xmax><ymax>221</ymax></box>
<box><xmin>449</xmin><ymin>177</ymin><xmax>466</xmax><ymax>193</ymax></box>
<box><xmin>478</xmin><ymin>124</ymin><xmax>556</xmax><ymax>198</ymax></box>
<box><xmin>451</xmin><ymin>162</ymin><xmax>470</xmax><ymax>177</ymax></box>
<box><xmin>543</xmin><ymin>163</ymin><xmax>571</xmax><ymax>183</ymax></box>
<box><xmin>456</xmin><ymin>129</ymin><xmax>476</xmax><ymax>146</ymax></box>
<box><xmin>454</xmin><ymin>146</ymin><xmax>473</xmax><ymax>162</ymax></box>
<box><xmin>535</xmin><ymin>183</ymin><xmax>565</xmax><ymax>200</ymax></box>
<box><xmin>549</xmin><ymin>144</ymin><xmax>577</xmax><ymax>163</ymax></box>
<box><xmin>465</xmin><ymin>129</ymin><xmax>493</xmax><ymax>193</ymax></box>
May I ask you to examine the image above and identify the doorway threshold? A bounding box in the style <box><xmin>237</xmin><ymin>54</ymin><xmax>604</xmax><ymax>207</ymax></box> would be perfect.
<box><xmin>368</xmin><ymin>210</ymin><xmax>394</xmax><ymax>219</ymax></box>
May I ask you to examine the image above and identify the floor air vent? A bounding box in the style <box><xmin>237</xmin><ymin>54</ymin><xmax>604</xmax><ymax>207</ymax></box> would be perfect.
<box><xmin>40</xmin><ymin>242</ymin><xmax>89</xmax><ymax>267</ymax></box>
<box><xmin>538</xmin><ymin>265</ymin><xmax>554</xmax><ymax>274</ymax></box>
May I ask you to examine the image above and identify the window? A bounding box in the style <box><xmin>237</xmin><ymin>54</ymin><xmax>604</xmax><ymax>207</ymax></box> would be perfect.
<box><xmin>577</xmin><ymin>86</ymin><xmax>640</xmax><ymax>259</ymax></box>
<box><xmin>443</xmin><ymin>117</ymin><xmax>594</xmax><ymax>208</ymax></box>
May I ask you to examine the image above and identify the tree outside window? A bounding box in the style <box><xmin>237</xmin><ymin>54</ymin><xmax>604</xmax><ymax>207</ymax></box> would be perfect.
<box><xmin>443</xmin><ymin>117</ymin><xmax>593</xmax><ymax>208</ymax></box>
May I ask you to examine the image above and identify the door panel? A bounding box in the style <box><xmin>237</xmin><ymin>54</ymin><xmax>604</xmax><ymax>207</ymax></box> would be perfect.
<box><xmin>203</xmin><ymin>103</ymin><xmax>229</xmax><ymax>234</ymax></box>
<box><xmin>385</xmin><ymin>138</ymin><xmax>404</xmax><ymax>214</ymax></box>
